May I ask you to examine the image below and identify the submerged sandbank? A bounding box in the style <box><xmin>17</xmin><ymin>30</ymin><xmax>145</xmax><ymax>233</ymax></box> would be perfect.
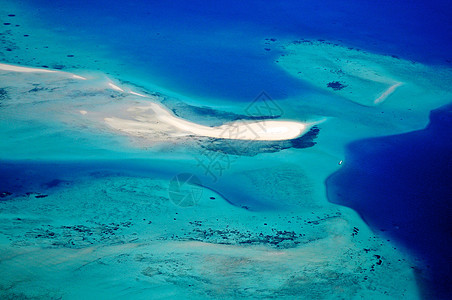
<box><xmin>276</xmin><ymin>40</ymin><xmax>452</xmax><ymax>107</ymax></box>
<box><xmin>0</xmin><ymin>171</ymin><xmax>421</xmax><ymax>299</ymax></box>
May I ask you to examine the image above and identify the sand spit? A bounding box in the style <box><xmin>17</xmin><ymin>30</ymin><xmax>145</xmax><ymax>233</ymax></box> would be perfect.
<box><xmin>0</xmin><ymin>63</ymin><xmax>87</xmax><ymax>80</ymax></box>
<box><xmin>0</xmin><ymin>62</ymin><xmax>313</xmax><ymax>142</ymax></box>
<box><xmin>104</xmin><ymin>103</ymin><xmax>313</xmax><ymax>141</ymax></box>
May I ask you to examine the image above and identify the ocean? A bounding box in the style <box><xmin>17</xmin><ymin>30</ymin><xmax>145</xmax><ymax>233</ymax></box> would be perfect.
<box><xmin>327</xmin><ymin>104</ymin><xmax>452</xmax><ymax>297</ymax></box>
<box><xmin>1</xmin><ymin>0</ymin><xmax>451</xmax><ymax>298</ymax></box>
<box><xmin>7</xmin><ymin>0</ymin><xmax>452</xmax><ymax>102</ymax></box>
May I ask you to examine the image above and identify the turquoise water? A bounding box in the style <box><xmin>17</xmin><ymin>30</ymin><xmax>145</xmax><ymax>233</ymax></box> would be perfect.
<box><xmin>1</xmin><ymin>0</ymin><xmax>452</xmax><ymax>298</ymax></box>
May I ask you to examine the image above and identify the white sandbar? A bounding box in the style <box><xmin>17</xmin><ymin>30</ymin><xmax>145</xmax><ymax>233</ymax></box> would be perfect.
<box><xmin>374</xmin><ymin>82</ymin><xmax>403</xmax><ymax>104</ymax></box>
<box><xmin>0</xmin><ymin>63</ymin><xmax>57</xmax><ymax>73</ymax></box>
<box><xmin>105</xmin><ymin>103</ymin><xmax>311</xmax><ymax>141</ymax></box>
<box><xmin>0</xmin><ymin>63</ymin><xmax>86</xmax><ymax>80</ymax></box>
<box><xmin>108</xmin><ymin>82</ymin><xmax>124</xmax><ymax>92</ymax></box>
<box><xmin>0</xmin><ymin>62</ymin><xmax>309</xmax><ymax>142</ymax></box>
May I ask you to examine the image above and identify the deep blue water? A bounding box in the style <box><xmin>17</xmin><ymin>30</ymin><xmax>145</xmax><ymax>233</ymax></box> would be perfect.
<box><xmin>0</xmin><ymin>160</ymin><xmax>175</xmax><ymax>197</ymax></box>
<box><xmin>0</xmin><ymin>157</ymin><xmax>235</xmax><ymax>197</ymax></box>
<box><xmin>0</xmin><ymin>158</ymin><xmax>283</xmax><ymax>211</ymax></box>
<box><xmin>326</xmin><ymin>104</ymin><xmax>452</xmax><ymax>298</ymax></box>
<box><xmin>20</xmin><ymin>0</ymin><xmax>452</xmax><ymax>102</ymax></box>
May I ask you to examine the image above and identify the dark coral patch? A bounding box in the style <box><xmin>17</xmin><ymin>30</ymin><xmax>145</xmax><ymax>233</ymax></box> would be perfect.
<box><xmin>327</xmin><ymin>81</ymin><xmax>347</xmax><ymax>91</ymax></box>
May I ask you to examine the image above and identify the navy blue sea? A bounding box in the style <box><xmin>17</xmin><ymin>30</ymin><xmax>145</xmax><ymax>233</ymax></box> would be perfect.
<box><xmin>327</xmin><ymin>104</ymin><xmax>452</xmax><ymax>298</ymax></box>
